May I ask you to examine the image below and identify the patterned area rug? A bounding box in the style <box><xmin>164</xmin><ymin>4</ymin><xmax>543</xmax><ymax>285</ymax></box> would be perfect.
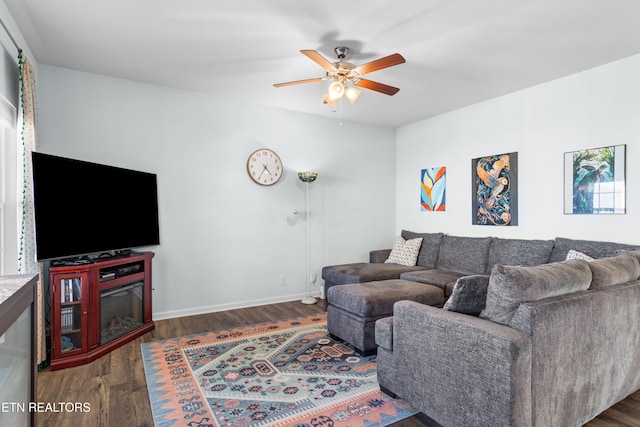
<box><xmin>141</xmin><ymin>313</ymin><xmax>417</xmax><ymax>426</ymax></box>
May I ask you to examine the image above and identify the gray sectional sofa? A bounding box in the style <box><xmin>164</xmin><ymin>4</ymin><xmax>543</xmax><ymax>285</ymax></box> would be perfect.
<box><xmin>322</xmin><ymin>230</ymin><xmax>639</xmax><ymax>297</ymax></box>
<box><xmin>376</xmin><ymin>251</ymin><xmax>640</xmax><ymax>426</ymax></box>
<box><xmin>322</xmin><ymin>231</ymin><xmax>640</xmax><ymax>426</ymax></box>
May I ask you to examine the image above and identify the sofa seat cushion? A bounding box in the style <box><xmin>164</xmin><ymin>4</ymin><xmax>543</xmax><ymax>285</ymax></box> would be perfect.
<box><xmin>327</xmin><ymin>279</ymin><xmax>444</xmax><ymax>318</ymax></box>
<box><xmin>549</xmin><ymin>237</ymin><xmax>640</xmax><ymax>263</ymax></box>
<box><xmin>322</xmin><ymin>263</ymin><xmax>425</xmax><ymax>286</ymax></box>
<box><xmin>588</xmin><ymin>254</ymin><xmax>640</xmax><ymax>289</ymax></box>
<box><xmin>444</xmin><ymin>281</ymin><xmax>458</xmax><ymax>297</ymax></box>
<box><xmin>400</xmin><ymin>269</ymin><xmax>465</xmax><ymax>296</ymax></box>
<box><xmin>435</xmin><ymin>235</ymin><xmax>492</xmax><ymax>275</ymax></box>
<box><xmin>480</xmin><ymin>259</ymin><xmax>592</xmax><ymax>327</ymax></box>
<box><xmin>486</xmin><ymin>238</ymin><xmax>554</xmax><ymax>273</ymax></box>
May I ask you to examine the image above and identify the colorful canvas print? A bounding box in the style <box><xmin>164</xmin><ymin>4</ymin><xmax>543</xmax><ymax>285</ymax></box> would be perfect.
<box><xmin>421</xmin><ymin>167</ymin><xmax>446</xmax><ymax>211</ymax></box>
<box><xmin>564</xmin><ymin>145</ymin><xmax>626</xmax><ymax>214</ymax></box>
<box><xmin>472</xmin><ymin>152</ymin><xmax>518</xmax><ymax>226</ymax></box>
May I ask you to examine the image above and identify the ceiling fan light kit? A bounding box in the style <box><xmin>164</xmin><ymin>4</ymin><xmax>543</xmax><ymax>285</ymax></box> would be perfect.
<box><xmin>274</xmin><ymin>46</ymin><xmax>405</xmax><ymax>106</ymax></box>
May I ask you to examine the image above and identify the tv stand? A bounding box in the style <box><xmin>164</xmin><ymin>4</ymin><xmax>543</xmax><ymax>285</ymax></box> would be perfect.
<box><xmin>48</xmin><ymin>251</ymin><xmax>154</xmax><ymax>370</ymax></box>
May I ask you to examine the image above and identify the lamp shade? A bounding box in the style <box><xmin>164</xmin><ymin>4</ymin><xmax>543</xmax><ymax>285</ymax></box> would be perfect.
<box><xmin>322</xmin><ymin>94</ymin><xmax>338</xmax><ymax>106</ymax></box>
<box><xmin>345</xmin><ymin>86</ymin><xmax>361</xmax><ymax>103</ymax></box>
<box><xmin>298</xmin><ymin>172</ymin><xmax>318</xmax><ymax>183</ymax></box>
<box><xmin>328</xmin><ymin>81</ymin><xmax>344</xmax><ymax>100</ymax></box>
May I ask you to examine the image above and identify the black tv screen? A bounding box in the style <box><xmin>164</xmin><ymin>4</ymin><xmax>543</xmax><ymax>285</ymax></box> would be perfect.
<box><xmin>31</xmin><ymin>152</ymin><xmax>160</xmax><ymax>261</ymax></box>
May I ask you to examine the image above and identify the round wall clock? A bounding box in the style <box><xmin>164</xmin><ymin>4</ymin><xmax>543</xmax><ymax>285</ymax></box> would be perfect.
<box><xmin>247</xmin><ymin>148</ymin><xmax>283</xmax><ymax>186</ymax></box>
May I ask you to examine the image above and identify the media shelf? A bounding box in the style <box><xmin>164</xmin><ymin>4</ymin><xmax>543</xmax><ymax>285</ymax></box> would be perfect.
<box><xmin>49</xmin><ymin>252</ymin><xmax>154</xmax><ymax>370</ymax></box>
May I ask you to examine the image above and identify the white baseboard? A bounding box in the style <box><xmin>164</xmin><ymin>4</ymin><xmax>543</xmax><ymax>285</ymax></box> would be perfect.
<box><xmin>152</xmin><ymin>291</ymin><xmax>323</xmax><ymax>321</ymax></box>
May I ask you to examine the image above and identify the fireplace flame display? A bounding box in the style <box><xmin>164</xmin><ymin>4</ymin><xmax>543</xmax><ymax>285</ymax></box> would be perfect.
<box><xmin>100</xmin><ymin>282</ymin><xmax>144</xmax><ymax>345</ymax></box>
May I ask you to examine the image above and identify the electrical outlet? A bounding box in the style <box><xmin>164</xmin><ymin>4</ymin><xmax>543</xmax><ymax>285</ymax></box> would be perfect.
<box><xmin>279</xmin><ymin>275</ymin><xmax>286</xmax><ymax>286</ymax></box>
<box><xmin>310</xmin><ymin>272</ymin><xmax>318</xmax><ymax>284</ymax></box>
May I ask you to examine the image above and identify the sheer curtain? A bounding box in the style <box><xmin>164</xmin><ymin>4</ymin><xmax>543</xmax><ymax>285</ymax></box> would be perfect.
<box><xmin>17</xmin><ymin>51</ymin><xmax>44</xmax><ymax>365</ymax></box>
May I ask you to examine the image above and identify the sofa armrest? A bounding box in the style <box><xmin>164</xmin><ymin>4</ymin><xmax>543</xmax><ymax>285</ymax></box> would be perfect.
<box><xmin>391</xmin><ymin>300</ymin><xmax>532</xmax><ymax>427</ymax></box>
<box><xmin>370</xmin><ymin>249</ymin><xmax>391</xmax><ymax>263</ymax></box>
<box><xmin>374</xmin><ymin>316</ymin><xmax>393</xmax><ymax>350</ymax></box>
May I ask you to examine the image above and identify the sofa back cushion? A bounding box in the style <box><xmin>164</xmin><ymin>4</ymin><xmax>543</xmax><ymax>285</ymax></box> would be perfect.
<box><xmin>588</xmin><ymin>254</ymin><xmax>640</xmax><ymax>289</ymax></box>
<box><xmin>485</xmin><ymin>238</ymin><xmax>555</xmax><ymax>274</ymax></box>
<box><xmin>549</xmin><ymin>237</ymin><xmax>640</xmax><ymax>263</ymax></box>
<box><xmin>480</xmin><ymin>259</ymin><xmax>592</xmax><ymax>327</ymax></box>
<box><xmin>401</xmin><ymin>230</ymin><xmax>443</xmax><ymax>268</ymax></box>
<box><xmin>615</xmin><ymin>249</ymin><xmax>640</xmax><ymax>264</ymax></box>
<box><xmin>435</xmin><ymin>235</ymin><xmax>492</xmax><ymax>274</ymax></box>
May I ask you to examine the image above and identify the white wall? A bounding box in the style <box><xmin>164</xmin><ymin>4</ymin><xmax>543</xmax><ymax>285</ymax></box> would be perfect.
<box><xmin>37</xmin><ymin>65</ymin><xmax>397</xmax><ymax>318</ymax></box>
<box><xmin>396</xmin><ymin>54</ymin><xmax>640</xmax><ymax>244</ymax></box>
<box><xmin>32</xmin><ymin>46</ymin><xmax>640</xmax><ymax>318</ymax></box>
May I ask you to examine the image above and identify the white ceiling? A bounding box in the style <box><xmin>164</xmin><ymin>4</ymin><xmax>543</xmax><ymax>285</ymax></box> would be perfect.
<box><xmin>5</xmin><ymin>0</ymin><xmax>640</xmax><ymax>127</ymax></box>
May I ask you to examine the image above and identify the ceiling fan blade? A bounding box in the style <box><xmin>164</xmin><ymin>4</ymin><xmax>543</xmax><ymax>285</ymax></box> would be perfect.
<box><xmin>354</xmin><ymin>53</ymin><xmax>405</xmax><ymax>75</ymax></box>
<box><xmin>355</xmin><ymin>79</ymin><xmax>400</xmax><ymax>96</ymax></box>
<box><xmin>273</xmin><ymin>77</ymin><xmax>325</xmax><ymax>87</ymax></box>
<box><xmin>300</xmin><ymin>50</ymin><xmax>337</xmax><ymax>71</ymax></box>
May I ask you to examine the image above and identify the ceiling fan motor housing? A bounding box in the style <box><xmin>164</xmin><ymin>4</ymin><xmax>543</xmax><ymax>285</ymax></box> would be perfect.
<box><xmin>335</xmin><ymin>46</ymin><xmax>349</xmax><ymax>59</ymax></box>
<box><xmin>327</xmin><ymin>61</ymin><xmax>358</xmax><ymax>83</ymax></box>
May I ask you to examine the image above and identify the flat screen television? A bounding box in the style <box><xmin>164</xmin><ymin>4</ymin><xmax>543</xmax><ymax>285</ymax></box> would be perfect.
<box><xmin>31</xmin><ymin>152</ymin><xmax>160</xmax><ymax>261</ymax></box>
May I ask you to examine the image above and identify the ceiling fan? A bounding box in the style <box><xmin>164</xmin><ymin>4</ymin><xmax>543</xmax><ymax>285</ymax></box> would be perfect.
<box><xmin>274</xmin><ymin>47</ymin><xmax>406</xmax><ymax>105</ymax></box>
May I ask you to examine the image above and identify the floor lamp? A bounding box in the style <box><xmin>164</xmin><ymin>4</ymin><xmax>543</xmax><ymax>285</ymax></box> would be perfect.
<box><xmin>298</xmin><ymin>171</ymin><xmax>318</xmax><ymax>305</ymax></box>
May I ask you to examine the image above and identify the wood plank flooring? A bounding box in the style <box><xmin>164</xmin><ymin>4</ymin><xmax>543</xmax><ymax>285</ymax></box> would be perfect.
<box><xmin>37</xmin><ymin>300</ymin><xmax>640</xmax><ymax>426</ymax></box>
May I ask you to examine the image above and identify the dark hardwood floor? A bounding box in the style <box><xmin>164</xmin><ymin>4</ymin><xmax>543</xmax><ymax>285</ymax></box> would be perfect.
<box><xmin>37</xmin><ymin>300</ymin><xmax>640</xmax><ymax>426</ymax></box>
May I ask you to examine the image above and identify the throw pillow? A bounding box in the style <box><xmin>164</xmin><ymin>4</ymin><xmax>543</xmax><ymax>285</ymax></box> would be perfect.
<box><xmin>384</xmin><ymin>237</ymin><xmax>423</xmax><ymax>267</ymax></box>
<box><xmin>566</xmin><ymin>249</ymin><xmax>594</xmax><ymax>261</ymax></box>
<box><xmin>588</xmin><ymin>254</ymin><xmax>640</xmax><ymax>289</ymax></box>
<box><xmin>443</xmin><ymin>275</ymin><xmax>490</xmax><ymax>316</ymax></box>
<box><xmin>480</xmin><ymin>260</ymin><xmax>592</xmax><ymax>327</ymax></box>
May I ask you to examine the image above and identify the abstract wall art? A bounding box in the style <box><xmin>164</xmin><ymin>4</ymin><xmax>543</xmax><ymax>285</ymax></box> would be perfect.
<box><xmin>472</xmin><ymin>152</ymin><xmax>518</xmax><ymax>226</ymax></box>
<box><xmin>564</xmin><ymin>145</ymin><xmax>626</xmax><ymax>214</ymax></box>
<box><xmin>421</xmin><ymin>167</ymin><xmax>446</xmax><ymax>211</ymax></box>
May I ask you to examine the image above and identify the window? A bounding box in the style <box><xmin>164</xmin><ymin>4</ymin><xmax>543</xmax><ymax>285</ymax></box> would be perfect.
<box><xmin>0</xmin><ymin>93</ymin><xmax>17</xmax><ymax>275</ymax></box>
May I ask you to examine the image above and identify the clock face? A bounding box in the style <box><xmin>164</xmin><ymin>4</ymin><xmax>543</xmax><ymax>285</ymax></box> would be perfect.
<box><xmin>247</xmin><ymin>148</ymin><xmax>283</xmax><ymax>186</ymax></box>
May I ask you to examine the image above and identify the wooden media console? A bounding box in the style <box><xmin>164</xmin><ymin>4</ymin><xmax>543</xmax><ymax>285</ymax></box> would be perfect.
<box><xmin>48</xmin><ymin>251</ymin><xmax>154</xmax><ymax>370</ymax></box>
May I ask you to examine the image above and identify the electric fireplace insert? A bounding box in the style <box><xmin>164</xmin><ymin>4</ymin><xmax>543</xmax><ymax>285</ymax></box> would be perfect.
<box><xmin>100</xmin><ymin>281</ymin><xmax>144</xmax><ymax>345</ymax></box>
